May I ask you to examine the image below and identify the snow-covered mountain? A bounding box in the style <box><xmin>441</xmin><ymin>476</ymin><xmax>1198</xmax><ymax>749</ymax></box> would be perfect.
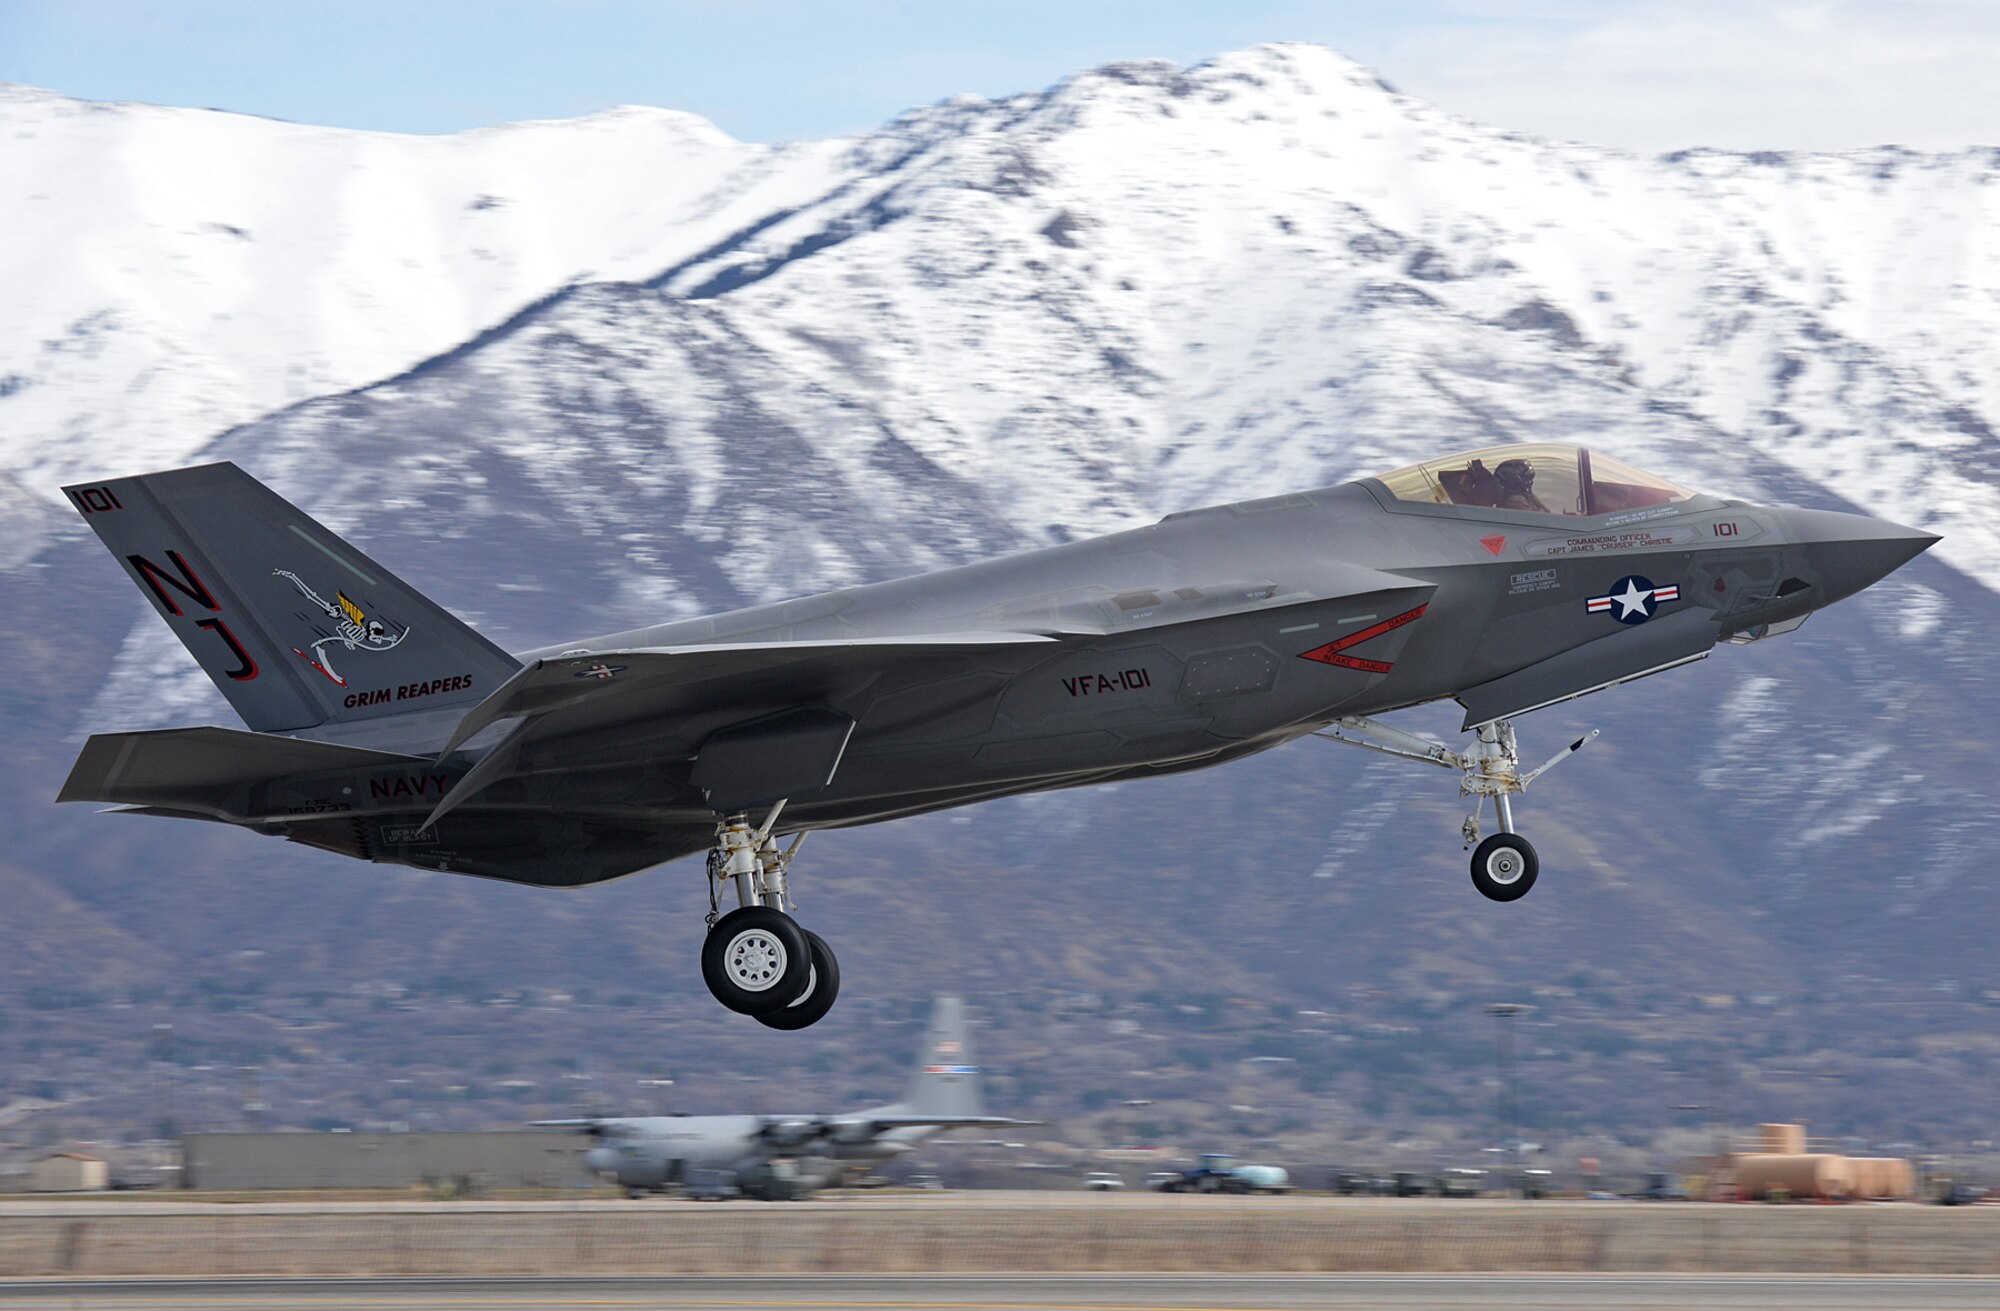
<box><xmin>3</xmin><ymin>45</ymin><xmax>1997</xmax><ymax>1143</ymax></box>
<box><xmin>9</xmin><ymin>45</ymin><xmax>2000</xmax><ymax>588</ymax></box>
<box><xmin>0</xmin><ymin>81</ymin><xmax>858</xmax><ymax>563</ymax></box>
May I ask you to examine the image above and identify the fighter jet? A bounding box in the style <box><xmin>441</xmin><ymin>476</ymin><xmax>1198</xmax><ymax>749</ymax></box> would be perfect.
<box><xmin>60</xmin><ymin>443</ymin><xmax>1934</xmax><ymax>1026</ymax></box>
<box><xmin>538</xmin><ymin>996</ymin><xmax>1028</xmax><ymax>1198</ymax></box>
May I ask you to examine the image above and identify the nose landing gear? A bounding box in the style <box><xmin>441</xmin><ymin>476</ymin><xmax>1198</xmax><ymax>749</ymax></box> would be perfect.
<box><xmin>1314</xmin><ymin>716</ymin><xmax>1596</xmax><ymax>902</ymax></box>
<box><xmin>701</xmin><ymin>803</ymin><xmax>841</xmax><ymax>1027</ymax></box>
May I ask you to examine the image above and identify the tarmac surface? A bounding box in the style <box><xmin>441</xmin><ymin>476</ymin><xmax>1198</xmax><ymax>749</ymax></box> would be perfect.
<box><xmin>2</xmin><ymin>1274</ymin><xmax>1998</xmax><ymax>1309</ymax></box>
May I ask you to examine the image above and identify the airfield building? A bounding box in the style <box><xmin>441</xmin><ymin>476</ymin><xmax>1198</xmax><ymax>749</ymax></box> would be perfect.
<box><xmin>33</xmin><ymin>1151</ymin><xmax>108</xmax><ymax>1192</ymax></box>
<box><xmin>180</xmin><ymin>1132</ymin><xmax>590</xmax><ymax>1191</ymax></box>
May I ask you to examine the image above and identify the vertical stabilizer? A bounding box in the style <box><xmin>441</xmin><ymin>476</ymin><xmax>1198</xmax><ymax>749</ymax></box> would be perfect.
<box><xmin>63</xmin><ymin>463</ymin><xmax>519</xmax><ymax>735</ymax></box>
<box><xmin>898</xmin><ymin>996</ymin><xmax>985</xmax><ymax>1119</ymax></box>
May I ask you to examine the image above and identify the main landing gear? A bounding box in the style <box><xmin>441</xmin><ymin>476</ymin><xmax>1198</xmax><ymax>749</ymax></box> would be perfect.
<box><xmin>701</xmin><ymin>803</ymin><xmax>840</xmax><ymax>1029</ymax></box>
<box><xmin>1314</xmin><ymin>716</ymin><xmax>1598</xmax><ymax>903</ymax></box>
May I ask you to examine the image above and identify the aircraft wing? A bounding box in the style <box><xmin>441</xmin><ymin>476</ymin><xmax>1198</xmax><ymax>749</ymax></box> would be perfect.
<box><xmin>860</xmin><ymin>1115</ymin><xmax>1039</xmax><ymax>1131</ymax></box>
<box><xmin>753</xmin><ymin>1114</ymin><xmax>1037</xmax><ymax>1150</ymax></box>
<box><xmin>435</xmin><ymin>633</ymin><xmax>1059</xmax><ymax>759</ymax></box>
<box><xmin>418</xmin><ymin>633</ymin><xmax>1062</xmax><ymax>828</ymax></box>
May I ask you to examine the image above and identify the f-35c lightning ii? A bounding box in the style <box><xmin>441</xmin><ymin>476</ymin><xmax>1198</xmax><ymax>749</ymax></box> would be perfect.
<box><xmin>60</xmin><ymin>444</ymin><xmax>1935</xmax><ymax>1027</ymax></box>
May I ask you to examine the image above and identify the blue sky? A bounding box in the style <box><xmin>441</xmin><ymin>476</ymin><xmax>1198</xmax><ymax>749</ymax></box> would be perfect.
<box><xmin>4</xmin><ymin>1</ymin><xmax>1996</xmax><ymax>150</ymax></box>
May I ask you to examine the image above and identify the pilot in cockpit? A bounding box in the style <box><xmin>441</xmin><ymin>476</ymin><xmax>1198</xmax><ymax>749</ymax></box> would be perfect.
<box><xmin>1380</xmin><ymin>444</ymin><xmax>1693</xmax><ymax>518</ymax></box>
<box><xmin>1454</xmin><ymin>456</ymin><xmax>1551</xmax><ymax>513</ymax></box>
<box><xmin>1491</xmin><ymin>458</ymin><xmax>1549</xmax><ymax>513</ymax></box>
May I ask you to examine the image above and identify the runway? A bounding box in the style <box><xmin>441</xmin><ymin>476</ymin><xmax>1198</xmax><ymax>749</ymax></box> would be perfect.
<box><xmin>2</xmin><ymin>1274</ymin><xmax>1997</xmax><ymax>1309</ymax></box>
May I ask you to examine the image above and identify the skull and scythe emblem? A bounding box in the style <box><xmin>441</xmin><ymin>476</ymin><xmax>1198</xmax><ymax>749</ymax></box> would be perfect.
<box><xmin>274</xmin><ymin>568</ymin><xmax>409</xmax><ymax>687</ymax></box>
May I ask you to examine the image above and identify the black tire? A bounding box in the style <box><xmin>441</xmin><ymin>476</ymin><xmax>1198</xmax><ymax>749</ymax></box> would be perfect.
<box><xmin>702</xmin><ymin>906</ymin><xmax>811</xmax><ymax>1015</ymax></box>
<box><xmin>1470</xmin><ymin>833</ymin><xmax>1539</xmax><ymax>902</ymax></box>
<box><xmin>755</xmin><ymin>930</ymin><xmax>841</xmax><ymax>1031</ymax></box>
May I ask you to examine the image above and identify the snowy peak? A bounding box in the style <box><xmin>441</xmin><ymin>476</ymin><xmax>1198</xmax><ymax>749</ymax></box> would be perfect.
<box><xmin>471</xmin><ymin>102</ymin><xmax>742</xmax><ymax>147</ymax></box>
<box><xmin>624</xmin><ymin>45</ymin><xmax>1996</xmax><ymax>585</ymax></box>
<box><xmin>0</xmin><ymin>80</ymin><xmax>744</xmax><ymax>145</ymax></box>
<box><xmin>0</xmin><ymin>80</ymin><xmax>859</xmax><ymax>510</ymax></box>
<box><xmin>7</xmin><ymin>43</ymin><xmax>2000</xmax><ymax>591</ymax></box>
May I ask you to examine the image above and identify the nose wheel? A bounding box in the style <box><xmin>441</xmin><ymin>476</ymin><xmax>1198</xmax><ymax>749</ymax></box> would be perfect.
<box><xmin>1470</xmin><ymin>833</ymin><xmax>1538</xmax><ymax>902</ymax></box>
<box><xmin>700</xmin><ymin>805</ymin><xmax>842</xmax><ymax>1026</ymax></box>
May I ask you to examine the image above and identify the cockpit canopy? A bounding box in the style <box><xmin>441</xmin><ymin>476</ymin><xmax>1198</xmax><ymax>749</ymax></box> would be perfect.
<box><xmin>1372</xmin><ymin>444</ymin><xmax>1694</xmax><ymax>518</ymax></box>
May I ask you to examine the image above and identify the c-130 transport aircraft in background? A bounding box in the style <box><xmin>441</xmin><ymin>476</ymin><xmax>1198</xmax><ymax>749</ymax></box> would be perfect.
<box><xmin>61</xmin><ymin>443</ymin><xmax>1935</xmax><ymax>1028</ymax></box>
<box><xmin>538</xmin><ymin>996</ymin><xmax>1030</xmax><ymax>1198</ymax></box>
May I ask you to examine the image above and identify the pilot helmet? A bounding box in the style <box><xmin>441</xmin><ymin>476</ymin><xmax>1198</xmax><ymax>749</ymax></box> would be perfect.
<box><xmin>1495</xmin><ymin>458</ymin><xmax>1535</xmax><ymax>489</ymax></box>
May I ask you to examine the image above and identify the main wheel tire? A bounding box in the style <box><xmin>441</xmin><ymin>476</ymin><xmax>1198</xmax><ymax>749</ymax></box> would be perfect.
<box><xmin>1470</xmin><ymin>833</ymin><xmax>1539</xmax><ymax>902</ymax></box>
<box><xmin>702</xmin><ymin>906</ymin><xmax>812</xmax><ymax>1015</ymax></box>
<box><xmin>755</xmin><ymin>930</ymin><xmax>841</xmax><ymax>1031</ymax></box>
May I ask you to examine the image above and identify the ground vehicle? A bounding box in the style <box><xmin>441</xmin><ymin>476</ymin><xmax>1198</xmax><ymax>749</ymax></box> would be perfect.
<box><xmin>1639</xmin><ymin>1171</ymin><xmax>1688</xmax><ymax>1201</ymax></box>
<box><xmin>1394</xmin><ymin>1171</ymin><xmax>1440</xmax><ymax>1197</ymax></box>
<box><xmin>1082</xmin><ymin>1171</ymin><xmax>1125</xmax><ymax>1191</ymax></box>
<box><xmin>683</xmin><ymin>1168</ymin><xmax>740</xmax><ymax>1201</ymax></box>
<box><xmin>1154</xmin><ymin>1153</ymin><xmax>1291</xmax><ymax>1194</ymax></box>
<box><xmin>1331</xmin><ymin>1170</ymin><xmax>1376</xmax><ymax>1196</ymax></box>
<box><xmin>740</xmin><ymin>1159</ymin><xmax>813</xmax><ymax>1201</ymax></box>
<box><xmin>1440</xmin><ymin>1167</ymin><xmax>1487</xmax><ymax>1198</ymax></box>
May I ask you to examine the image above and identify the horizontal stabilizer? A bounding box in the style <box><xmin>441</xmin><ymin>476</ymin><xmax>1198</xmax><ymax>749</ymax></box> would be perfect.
<box><xmin>60</xmin><ymin>726</ymin><xmax>421</xmax><ymax>811</ymax></box>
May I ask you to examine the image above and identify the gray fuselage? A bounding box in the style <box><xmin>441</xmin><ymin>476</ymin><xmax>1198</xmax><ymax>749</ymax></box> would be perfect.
<box><xmin>256</xmin><ymin>474</ymin><xmax>1929</xmax><ymax>887</ymax></box>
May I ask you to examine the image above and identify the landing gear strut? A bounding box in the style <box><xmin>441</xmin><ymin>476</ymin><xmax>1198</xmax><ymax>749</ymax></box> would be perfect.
<box><xmin>1313</xmin><ymin>716</ymin><xmax>1596</xmax><ymax>902</ymax></box>
<box><xmin>700</xmin><ymin>802</ymin><xmax>841</xmax><ymax>1025</ymax></box>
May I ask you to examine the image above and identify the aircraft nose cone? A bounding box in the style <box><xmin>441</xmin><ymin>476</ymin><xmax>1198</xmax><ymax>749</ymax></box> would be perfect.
<box><xmin>583</xmin><ymin>1146</ymin><xmax>619</xmax><ymax>1174</ymax></box>
<box><xmin>1776</xmin><ymin>507</ymin><xmax>1939</xmax><ymax>605</ymax></box>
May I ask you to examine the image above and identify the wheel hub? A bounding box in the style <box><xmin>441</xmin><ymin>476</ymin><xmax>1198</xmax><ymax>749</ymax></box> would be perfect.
<box><xmin>1486</xmin><ymin>849</ymin><xmax>1524</xmax><ymax>884</ymax></box>
<box><xmin>726</xmin><ymin>930</ymin><xmax>789</xmax><ymax>990</ymax></box>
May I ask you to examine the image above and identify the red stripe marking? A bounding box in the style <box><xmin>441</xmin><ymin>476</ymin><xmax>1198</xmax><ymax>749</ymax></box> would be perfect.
<box><xmin>1324</xmin><ymin>604</ymin><xmax>1429</xmax><ymax>653</ymax></box>
<box><xmin>1298</xmin><ymin>603</ymin><xmax>1428</xmax><ymax>671</ymax></box>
